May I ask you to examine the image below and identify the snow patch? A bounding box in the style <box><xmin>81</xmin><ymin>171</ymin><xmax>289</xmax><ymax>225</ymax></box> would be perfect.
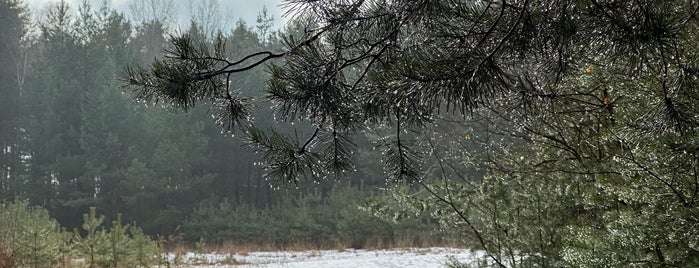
<box><xmin>165</xmin><ymin>247</ymin><xmax>485</xmax><ymax>268</ymax></box>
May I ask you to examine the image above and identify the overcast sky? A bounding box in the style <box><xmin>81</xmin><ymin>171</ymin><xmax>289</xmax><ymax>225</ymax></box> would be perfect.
<box><xmin>24</xmin><ymin>0</ymin><xmax>288</xmax><ymax>30</ymax></box>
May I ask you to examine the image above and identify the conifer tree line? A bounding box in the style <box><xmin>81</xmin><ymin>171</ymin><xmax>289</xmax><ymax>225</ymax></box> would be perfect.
<box><xmin>126</xmin><ymin>0</ymin><xmax>699</xmax><ymax>266</ymax></box>
<box><xmin>0</xmin><ymin>0</ymin><xmax>411</xmax><ymax>245</ymax></box>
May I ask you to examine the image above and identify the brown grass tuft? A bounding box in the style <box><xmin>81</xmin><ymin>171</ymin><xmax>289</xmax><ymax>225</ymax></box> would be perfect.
<box><xmin>190</xmin><ymin>233</ymin><xmax>459</xmax><ymax>255</ymax></box>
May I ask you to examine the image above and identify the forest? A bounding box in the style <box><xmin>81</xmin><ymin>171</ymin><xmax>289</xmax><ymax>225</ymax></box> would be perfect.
<box><xmin>0</xmin><ymin>0</ymin><xmax>446</xmax><ymax>266</ymax></box>
<box><xmin>3</xmin><ymin>0</ymin><xmax>699</xmax><ymax>267</ymax></box>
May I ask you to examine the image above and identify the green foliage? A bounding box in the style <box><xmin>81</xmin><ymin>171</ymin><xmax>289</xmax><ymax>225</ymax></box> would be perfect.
<box><xmin>73</xmin><ymin>207</ymin><xmax>159</xmax><ymax>268</ymax></box>
<box><xmin>73</xmin><ymin>207</ymin><xmax>107</xmax><ymax>266</ymax></box>
<box><xmin>185</xmin><ymin>186</ymin><xmax>439</xmax><ymax>248</ymax></box>
<box><xmin>129</xmin><ymin>226</ymin><xmax>159</xmax><ymax>267</ymax></box>
<box><xmin>0</xmin><ymin>202</ymin><xmax>160</xmax><ymax>268</ymax></box>
<box><xmin>1</xmin><ymin>0</ymin><xmax>307</xmax><ymax>241</ymax></box>
<box><xmin>123</xmin><ymin>0</ymin><xmax>699</xmax><ymax>266</ymax></box>
<box><xmin>0</xmin><ymin>201</ymin><xmax>68</xmax><ymax>267</ymax></box>
<box><xmin>15</xmin><ymin>0</ymin><xmax>699</xmax><ymax>266</ymax></box>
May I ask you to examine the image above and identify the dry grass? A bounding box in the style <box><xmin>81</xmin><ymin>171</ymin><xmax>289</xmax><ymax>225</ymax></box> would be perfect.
<box><xmin>194</xmin><ymin>234</ymin><xmax>460</xmax><ymax>255</ymax></box>
<box><xmin>156</xmin><ymin>226</ymin><xmax>188</xmax><ymax>253</ymax></box>
<box><xmin>203</xmin><ymin>240</ymin><xmax>324</xmax><ymax>254</ymax></box>
<box><xmin>337</xmin><ymin>233</ymin><xmax>461</xmax><ymax>251</ymax></box>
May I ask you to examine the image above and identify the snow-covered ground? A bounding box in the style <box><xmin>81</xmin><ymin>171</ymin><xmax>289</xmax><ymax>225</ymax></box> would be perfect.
<box><xmin>166</xmin><ymin>247</ymin><xmax>485</xmax><ymax>267</ymax></box>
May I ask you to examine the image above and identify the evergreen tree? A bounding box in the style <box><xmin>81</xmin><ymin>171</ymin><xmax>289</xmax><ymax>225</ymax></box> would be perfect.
<box><xmin>125</xmin><ymin>0</ymin><xmax>699</xmax><ymax>266</ymax></box>
<box><xmin>23</xmin><ymin>0</ymin><xmax>85</xmax><ymax>214</ymax></box>
<box><xmin>0</xmin><ymin>0</ymin><xmax>30</xmax><ymax>201</ymax></box>
<box><xmin>76</xmin><ymin>1</ymin><xmax>134</xmax><ymax>222</ymax></box>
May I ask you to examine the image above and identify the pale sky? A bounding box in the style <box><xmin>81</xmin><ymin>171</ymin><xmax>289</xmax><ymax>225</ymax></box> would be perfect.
<box><xmin>24</xmin><ymin>0</ymin><xmax>288</xmax><ymax>30</ymax></box>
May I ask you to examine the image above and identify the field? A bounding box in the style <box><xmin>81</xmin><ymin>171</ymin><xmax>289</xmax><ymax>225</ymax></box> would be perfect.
<box><xmin>167</xmin><ymin>247</ymin><xmax>484</xmax><ymax>267</ymax></box>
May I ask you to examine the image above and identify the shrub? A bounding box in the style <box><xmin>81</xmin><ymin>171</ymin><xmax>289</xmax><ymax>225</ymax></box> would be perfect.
<box><xmin>0</xmin><ymin>202</ymin><xmax>159</xmax><ymax>268</ymax></box>
<box><xmin>0</xmin><ymin>201</ymin><xmax>69</xmax><ymax>267</ymax></box>
<box><xmin>73</xmin><ymin>208</ymin><xmax>159</xmax><ymax>268</ymax></box>
<box><xmin>184</xmin><ymin>186</ymin><xmax>443</xmax><ymax>248</ymax></box>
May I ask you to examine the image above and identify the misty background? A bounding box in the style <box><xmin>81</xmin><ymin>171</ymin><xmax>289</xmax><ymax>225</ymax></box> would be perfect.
<box><xmin>25</xmin><ymin>0</ymin><xmax>288</xmax><ymax>29</ymax></box>
<box><xmin>0</xmin><ymin>0</ymin><xmax>445</xmax><ymax>253</ymax></box>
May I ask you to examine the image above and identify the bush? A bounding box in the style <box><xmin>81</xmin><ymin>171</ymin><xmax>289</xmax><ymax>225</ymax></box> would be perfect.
<box><xmin>73</xmin><ymin>208</ymin><xmax>160</xmax><ymax>268</ymax></box>
<box><xmin>0</xmin><ymin>202</ymin><xmax>159</xmax><ymax>268</ymax></box>
<box><xmin>184</xmin><ymin>186</ymin><xmax>443</xmax><ymax>248</ymax></box>
<box><xmin>0</xmin><ymin>201</ymin><xmax>69</xmax><ymax>267</ymax></box>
